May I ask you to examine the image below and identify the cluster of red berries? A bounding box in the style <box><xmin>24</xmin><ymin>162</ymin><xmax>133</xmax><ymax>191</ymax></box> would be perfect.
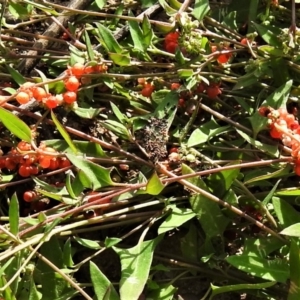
<box><xmin>0</xmin><ymin>141</ymin><xmax>71</xmax><ymax>177</ymax></box>
<box><xmin>170</xmin><ymin>82</ymin><xmax>186</xmax><ymax>107</ymax></box>
<box><xmin>196</xmin><ymin>81</ymin><xmax>222</xmax><ymax>99</ymax></box>
<box><xmin>211</xmin><ymin>44</ymin><xmax>232</xmax><ymax>64</ymax></box>
<box><xmin>164</xmin><ymin>31</ymin><xmax>180</xmax><ymax>54</ymax></box>
<box><xmin>138</xmin><ymin>78</ymin><xmax>155</xmax><ymax>98</ymax></box>
<box><xmin>259</xmin><ymin>106</ymin><xmax>300</xmax><ymax>175</ymax></box>
<box><xmin>15</xmin><ymin>62</ymin><xmax>107</xmax><ymax>109</ymax></box>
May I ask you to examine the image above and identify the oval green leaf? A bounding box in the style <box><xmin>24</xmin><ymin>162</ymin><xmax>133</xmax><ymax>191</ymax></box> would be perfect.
<box><xmin>0</xmin><ymin>107</ymin><xmax>31</xmax><ymax>142</ymax></box>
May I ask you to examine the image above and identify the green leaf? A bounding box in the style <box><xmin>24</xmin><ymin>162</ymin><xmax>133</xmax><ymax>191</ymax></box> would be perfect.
<box><xmin>95</xmin><ymin>0</ymin><xmax>108</xmax><ymax>10</ymax></box>
<box><xmin>211</xmin><ymin>281</ymin><xmax>276</xmax><ymax>298</ymax></box>
<box><xmin>154</xmin><ymin>91</ymin><xmax>179</xmax><ymax>120</ymax></box>
<box><xmin>0</xmin><ymin>107</ymin><xmax>31</xmax><ymax>142</ymax></box>
<box><xmin>158</xmin><ymin>0</ymin><xmax>177</xmax><ymax>15</ymax></box>
<box><xmin>244</xmin><ymin>165</ymin><xmax>290</xmax><ymax>185</ymax></box>
<box><xmin>35</xmin><ymin>236</ymin><xmax>66</xmax><ymax>300</ymax></box>
<box><xmin>8</xmin><ymin>2</ymin><xmax>32</xmax><ymax>19</ymax></box>
<box><xmin>233</xmin><ymin>71</ymin><xmax>258</xmax><ymax>90</ymax></box>
<box><xmin>207</xmin><ymin>162</ymin><xmax>240</xmax><ymax>198</ymax></box>
<box><xmin>248</xmin><ymin>0</ymin><xmax>259</xmax><ymax>32</ymax></box>
<box><xmin>95</xmin><ymin>23</ymin><xmax>122</xmax><ymax>53</ymax></box>
<box><xmin>243</xmin><ymin>236</ymin><xmax>285</xmax><ymax>257</ymax></box>
<box><xmin>66</xmin><ymin>154</ymin><xmax>114</xmax><ymax>190</ymax></box>
<box><xmin>270</xmin><ymin>57</ymin><xmax>290</xmax><ymax>87</ymax></box>
<box><xmin>6</xmin><ymin>252</ymin><xmax>21</xmax><ymax>296</ymax></box>
<box><xmin>9</xmin><ymin>193</ymin><xmax>19</xmax><ymax>235</ymax></box>
<box><xmin>145</xmin><ymin>172</ymin><xmax>165</xmax><ymax>195</ymax></box>
<box><xmin>104</xmin><ymin>237</ymin><xmax>122</xmax><ymax>248</ymax></box>
<box><xmin>187</xmin><ymin>118</ymin><xmax>230</xmax><ymax>147</ymax></box>
<box><xmin>182</xmin><ymin>164</ymin><xmax>230</xmax><ymax>238</ymax></box>
<box><xmin>72</xmin><ymin>106</ymin><xmax>103</xmax><ymax>119</ymax></box>
<box><xmin>146</xmin><ymin>283</ymin><xmax>177</xmax><ymax>300</ymax></box>
<box><xmin>192</xmin><ymin>0</ymin><xmax>210</xmax><ymax>21</ymax></box>
<box><xmin>226</xmin><ymin>255</ymin><xmax>289</xmax><ymax>283</ymax></box>
<box><xmin>236</xmin><ymin>129</ymin><xmax>279</xmax><ymax>157</ymax></box>
<box><xmin>128</xmin><ymin>18</ymin><xmax>144</xmax><ymax>52</ymax></box>
<box><xmin>51</xmin><ymin>111</ymin><xmax>77</xmax><ymax>153</ymax></box>
<box><xmin>158</xmin><ymin>206</ymin><xmax>195</xmax><ymax>235</ymax></box>
<box><xmin>258</xmin><ymin>45</ymin><xmax>284</xmax><ymax>57</ymax></box>
<box><xmin>113</xmin><ymin>235</ymin><xmax>162</xmax><ymax>300</ymax></box>
<box><xmin>84</xmin><ymin>29</ymin><xmax>95</xmax><ymax>61</ymax></box>
<box><xmin>46</xmin><ymin>140</ymin><xmax>106</xmax><ymax>157</ymax></box>
<box><xmin>141</xmin><ymin>15</ymin><xmax>153</xmax><ymax>48</ymax></box>
<box><xmin>6</xmin><ymin>65</ymin><xmax>26</xmax><ymax>85</ymax></box>
<box><xmin>0</xmin><ymin>275</ymin><xmax>16</xmax><ymax>300</ymax></box>
<box><xmin>28</xmin><ymin>278</ymin><xmax>41</xmax><ymax>300</ymax></box>
<box><xmin>111</xmin><ymin>102</ymin><xmax>127</xmax><ymax>124</ymax></box>
<box><xmin>109</xmin><ymin>52</ymin><xmax>131</xmax><ymax>66</ymax></box>
<box><xmin>252</xmin><ymin>22</ymin><xmax>282</xmax><ymax>47</ymax></box>
<box><xmin>178</xmin><ymin>69</ymin><xmax>193</xmax><ymax>78</ymax></box>
<box><xmin>65</xmin><ymin>172</ymin><xmax>76</xmax><ymax>199</ymax></box>
<box><xmin>262</xmin><ymin>179</ymin><xmax>281</xmax><ymax>206</ymax></box>
<box><xmin>102</xmin><ymin>119</ymin><xmax>131</xmax><ymax>140</ymax></box>
<box><xmin>263</xmin><ymin>79</ymin><xmax>292</xmax><ymax>108</ymax></box>
<box><xmin>275</xmin><ymin>189</ymin><xmax>300</xmax><ymax>196</ymax></box>
<box><xmin>248</xmin><ymin>111</ymin><xmax>268</xmax><ymax>137</ymax></box>
<box><xmin>273</xmin><ymin>197</ymin><xmax>300</xmax><ymax>228</ymax></box>
<box><xmin>63</xmin><ymin>238</ymin><xmax>74</xmax><ymax>268</ymax></box>
<box><xmin>180</xmin><ymin>222</ymin><xmax>198</xmax><ymax>262</ymax></box>
<box><xmin>288</xmin><ymin>241</ymin><xmax>300</xmax><ymax>300</ymax></box>
<box><xmin>74</xmin><ymin>237</ymin><xmax>101</xmax><ymax>250</ymax></box>
<box><xmin>90</xmin><ymin>261</ymin><xmax>120</xmax><ymax>300</ymax></box>
<box><xmin>280</xmin><ymin>223</ymin><xmax>300</xmax><ymax>237</ymax></box>
<box><xmin>71</xmin><ymin>173</ymin><xmax>85</xmax><ymax>197</ymax></box>
<box><xmin>34</xmin><ymin>69</ymin><xmax>49</xmax><ymax>93</ymax></box>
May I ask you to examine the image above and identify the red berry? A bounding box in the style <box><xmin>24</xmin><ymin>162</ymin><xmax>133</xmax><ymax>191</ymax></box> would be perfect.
<box><xmin>18</xmin><ymin>141</ymin><xmax>31</xmax><ymax>151</ymax></box>
<box><xmin>258</xmin><ymin>106</ymin><xmax>271</xmax><ymax>117</ymax></box>
<box><xmin>206</xmin><ymin>85</ymin><xmax>221</xmax><ymax>99</ymax></box>
<box><xmin>217</xmin><ymin>53</ymin><xmax>230</xmax><ymax>64</ymax></box>
<box><xmin>64</xmin><ymin>76</ymin><xmax>80</xmax><ymax>92</ymax></box>
<box><xmin>241</xmin><ymin>38</ymin><xmax>248</xmax><ymax>45</ymax></box>
<box><xmin>178</xmin><ymin>98</ymin><xmax>185</xmax><ymax>107</ymax></box>
<box><xmin>84</xmin><ymin>65</ymin><xmax>96</xmax><ymax>74</ymax></box>
<box><xmin>169</xmin><ymin>147</ymin><xmax>178</xmax><ymax>153</ymax></box>
<box><xmin>29</xmin><ymin>165</ymin><xmax>39</xmax><ymax>175</ymax></box>
<box><xmin>5</xmin><ymin>158</ymin><xmax>16</xmax><ymax>170</ymax></box>
<box><xmin>44</xmin><ymin>95</ymin><xmax>58</xmax><ymax>109</ymax></box>
<box><xmin>165</xmin><ymin>32</ymin><xmax>180</xmax><ymax>44</ymax></box>
<box><xmin>63</xmin><ymin>91</ymin><xmax>77</xmax><ymax>104</ymax></box>
<box><xmin>196</xmin><ymin>82</ymin><xmax>207</xmax><ymax>93</ymax></box>
<box><xmin>170</xmin><ymin>83</ymin><xmax>181</xmax><ymax>90</ymax></box>
<box><xmin>269</xmin><ymin>126</ymin><xmax>282</xmax><ymax>139</ymax></box>
<box><xmin>39</xmin><ymin>156</ymin><xmax>51</xmax><ymax>169</ymax></box>
<box><xmin>59</xmin><ymin>157</ymin><xmax>71</xmax><ymax>168</ymax></box>
<box><xmin>16</xmin><ymin>91</ymin><xmax>30</xmax><ymax>104</ymax></box>
<box><xmin>32</xmin><ymin>87</ymin><xmax>47</xmax><ymax>102</ymax></box>
<box><xmin>23</xmin><ymin>191</ymin><xmax>36</xmax><ymax>202</ymax></box>
<box><xmin>19</xmin><ymin>165</ymin><xmax>31</xmax><ymax>177</ymax></box>
<box><xmin>0</xmin><ymin>158</ymin><xmax>5</xmax><ymax>169</ymax></box>
<box><xmin>141</xmin><ymin>84</ymin><xmax>154</xmax><ymax>97</ymax></box>
<box><xmin>165</xmin><ymin>41</ymin><xmax>178</xmax><ymax>53</ymax></box>
<box><xmin>137</xmin><ymin>78</ymin><xmax>146</xmax><ymax>86</ymax></box>
<box><xmin>49</xmin><ymin>158</ymin><xmax>59</xmax><ymax>170</ymax></box>
<box><xmin>70</xmin><ymin>63</ymin><xmax>85</xmax><ymax>77</ymax></box>
<box><xmin>94</xmin><ymin>64</ymin><xmax>107</xmax><ymax>73</ymax></box>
